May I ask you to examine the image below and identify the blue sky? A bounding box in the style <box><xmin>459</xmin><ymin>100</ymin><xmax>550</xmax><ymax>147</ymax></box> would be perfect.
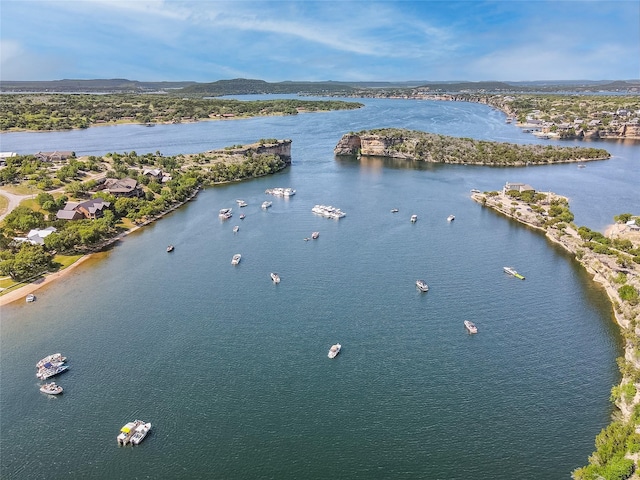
<box><xmin>1</xmin><ymin>0</ymin><xmax>638</xmax><ymax>82</ymax></box>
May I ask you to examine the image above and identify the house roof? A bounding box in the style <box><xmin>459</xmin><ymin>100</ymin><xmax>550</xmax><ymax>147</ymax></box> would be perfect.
<box><xmin>104</xmin><ymin>177</ymin><xmax>138</xmax><ymax>193</ymax></box>
<box><xmin>56</xmin><ymin>209</ymin><xmax>82</xmax><ymax>220</ymax></box>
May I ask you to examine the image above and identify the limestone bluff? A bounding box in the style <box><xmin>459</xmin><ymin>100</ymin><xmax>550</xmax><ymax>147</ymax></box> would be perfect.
<box><xmin>334</xmin><ymin>128</ymin><xmax>611</xmax><ymax>166</ymax></box>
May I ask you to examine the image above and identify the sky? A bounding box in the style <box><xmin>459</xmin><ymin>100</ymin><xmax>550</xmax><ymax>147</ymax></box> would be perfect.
<box><xmin>1</xmin><ymin>0</ymin><xmax>639</xmax><ymax>83</ymax></box>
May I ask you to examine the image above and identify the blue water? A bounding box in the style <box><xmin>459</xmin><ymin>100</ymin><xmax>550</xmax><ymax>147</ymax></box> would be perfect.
<box><xmin>1</xmin><ymin>97</ymin><xmax>638</xmax><ymax>479</ymax></box>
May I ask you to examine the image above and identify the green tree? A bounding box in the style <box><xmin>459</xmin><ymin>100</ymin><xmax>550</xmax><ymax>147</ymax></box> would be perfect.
<box><xmin>3</xmin><ymin>206</ymin><xmax>45</xmax><ymax>232</ymax></box>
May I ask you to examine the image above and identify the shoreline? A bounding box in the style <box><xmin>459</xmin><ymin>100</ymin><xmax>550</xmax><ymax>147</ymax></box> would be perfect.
<box><xmin>0</xmin><ymin>186</ymin><xmax>200</xmax><ymax>307</ymax></box>
<box><xmin>472</xmin><ymin>190</ymin><xmax>640</xmax><ymax>435</ymax></box>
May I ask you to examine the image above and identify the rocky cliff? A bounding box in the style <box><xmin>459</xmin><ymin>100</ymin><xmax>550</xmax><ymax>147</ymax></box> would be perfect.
<box><xmin>334</xmin><ymin>132</ymin><xmax>414</xmax><ymax>159</ymax></box>
<box><xmin>208</xmin><ymin>139</ymin><xmax>292</xmax><ymax>163</ymax></box>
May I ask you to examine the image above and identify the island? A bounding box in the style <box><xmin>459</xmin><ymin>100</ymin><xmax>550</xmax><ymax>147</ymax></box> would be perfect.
<box><xmin>472</xmin><ymin>184</ymin><xmax>640</xmax><ymax>479</ymax></box>
<box><xmin>334</xmin><ymin>128</ymin><xmax>611</xmax><ymax>165</ymax></box>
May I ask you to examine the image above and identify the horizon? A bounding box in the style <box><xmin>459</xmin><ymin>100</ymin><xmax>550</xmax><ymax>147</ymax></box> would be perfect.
<box><xmin>1</xmin><ymin>1</ymin><xmax>639</xmax><ymax>83</ymax></box>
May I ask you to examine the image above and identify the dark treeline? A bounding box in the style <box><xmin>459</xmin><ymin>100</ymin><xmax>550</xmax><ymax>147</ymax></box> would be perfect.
<box><xmin>0</xmin><ymin>94</ymin><xmax>363</xmax><ymax>131</ymax></box>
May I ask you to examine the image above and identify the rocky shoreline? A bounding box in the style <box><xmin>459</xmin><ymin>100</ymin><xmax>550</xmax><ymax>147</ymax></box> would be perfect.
<box><xmin>471</xmin><ymin>188</ymin><xmax>640</xmax><ymax>475</ymax></box>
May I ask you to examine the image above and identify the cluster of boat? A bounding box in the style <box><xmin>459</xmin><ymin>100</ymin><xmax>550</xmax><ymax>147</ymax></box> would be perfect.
<box><xmin>219</xmin><ymin>208</ymin><xmax>233</xmax><ymax>219</ymax></box>
<box><xmin>312</xmin><ymin>204</ymin><xmax>346</xmax><ymax>219</ymax></box>
<box><xmin>117</xmin><ymin>420</ymin><xmax>152</xmax><ymax>446</ymax></box>
<box><xmin>36</xmin><ymin>353</ymin><xmax>69</xmax><ymax>381</ymax></box>
<box><xmin>265</xmin><ymin>187</ymin><xmax>296</xmax><ymax>197</ymax></box>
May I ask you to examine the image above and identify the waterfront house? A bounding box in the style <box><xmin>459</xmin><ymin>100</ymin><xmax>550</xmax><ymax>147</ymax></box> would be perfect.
<box><xmin>99</xmin><ymin>177</ymin><xmax>143</xmax><ymax>198</ymax></box>
<box><xmin>35</xmin><ymin>151</ymin><xmax>75</xmax><ymax>162</ymax></box>
<box><xmin>56</xmin><ymin>198</ymin><xmax>111</xmax><ymax>220</ymax></box>
<box><xmin>142</xmin><ymin>168</ymin><xmax>163</xmax><ymax>181</ymax></box>
<box><xmin>504</xmin><ymin>182</ymin><xmax>535</xmax><ymax>194</ymax></box>
<box><xmin>14</xmin><ymin>227</ymin><xmax>57</xmax><ymax>245</ymax></box>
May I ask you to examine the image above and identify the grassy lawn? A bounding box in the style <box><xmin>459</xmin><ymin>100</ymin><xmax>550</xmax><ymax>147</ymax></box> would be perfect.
<box><xmin>0</xmin><ymin>194</ymin><xmax>8</xmax><ymax>216</ymax></box>
<box><xmin>118</xmin><ymin>218</ymin><xmax>136</xmax><ymax>229</ymax></box>
<box><xmin>52</xmin><ymin>254</ymin><xmax>83</xmax><ymax>270</ymax></box>
<box><xmin>0</xmin><ymin>277</ymin><xmax>16</xmax><ymax>289</ymax></box>
<box><xmin>1</xmin><ymin>184</ymin><xmax>40</xmax><ymax>195</ymax></box>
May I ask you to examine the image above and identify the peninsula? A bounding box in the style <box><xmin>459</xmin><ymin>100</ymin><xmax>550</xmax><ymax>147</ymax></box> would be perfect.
<box><xmin>472</xmin><ymin>185</ymin><xmax>640</xmax><ymax>479</ymax></box>
<box><xmin>0</xmin><ymin>139</ymin><xmax>293</xmax><ymax>304</ymax></box>
<box><xmin>334</xmin><ymin>128</ymin><xmax>611</xmax><ymax>165</ymax></box>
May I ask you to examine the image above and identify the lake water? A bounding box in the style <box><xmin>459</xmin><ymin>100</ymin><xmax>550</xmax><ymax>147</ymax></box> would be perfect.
<box><xmin>1</xmin><ymin>96</ymin><xmax>639</xmax><ymax>479</ymax></box>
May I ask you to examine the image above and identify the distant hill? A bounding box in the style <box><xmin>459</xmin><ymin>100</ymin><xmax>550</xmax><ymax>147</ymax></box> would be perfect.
<box><xmin>0</xmin><ymin>79</ymin><xmax>196</xmax><ymax>93</ymax></box>
<box><xmin>177</xmin><ymin>78</ymin><xmax>358</xmax><ymax>96</ymax></box>
<box><xmin>1</xmin><ymin>78</ymin><xmax>638</xmax><ymax>95</ymax></box>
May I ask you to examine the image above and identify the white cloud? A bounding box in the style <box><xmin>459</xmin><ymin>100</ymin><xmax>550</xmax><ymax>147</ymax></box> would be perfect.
<box><xmin>0</xmin><ymin>40</ymin><xmax>67</xmax><ymax>80</ymax></box>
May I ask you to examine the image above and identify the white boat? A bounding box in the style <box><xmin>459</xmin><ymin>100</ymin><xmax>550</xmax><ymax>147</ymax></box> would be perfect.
<box><xmin>39</xmin><ymin>382</ymin><xmax>63</xmax><ymax>395</ymax></box>
<box><xmin>410</xmin><ymin>214</ymin><xmax>417</xmax><ymax>223</ymax></box>
<box><xmin>311</xmin><ymin>231</ymin><xmax>319</xmax><ymax>239</ymax></box>
<box><xmin>416</xmin><ymin>280</ymin><xmax>429</xmax><ymax>292</ymax></box>
<box><xmin>37</xmin><ymin>364</ymin><xmax>69</xmax><ymax>380</ymax></box>
<box><xmin>236</xmin><ymin>199</ymin><xmax>247</xmax><ymax>207</ymax></box>
<box><xmin>312</xmin><ymin>204</ymin><xmax>346</xmax><ymax>219</ymax></box>
<box><xmin>471</xmin><ymin>189</ymin><xmax>481</xmax><ymax>194</ymax></box>
<box><xmin>231</xmin><ymin>254</ymin><xmax>241</xmax><ymax>265</ymax></box>
<box><xmin>270</xmin><ymin>272</ymin><xmax>280</xmax><ymax>283</ymax></box>
<box><xmin>464</xmin><ymin>320</ymin><xmax>478</xmax><ymax>334</ymax></box>
<box><xmin>391</xmin><ymin>208</ymin><xmax>399</xmax><ymax>213</ymax></box>
<box><xmin>219</xmin><ymin>208</ymin><xmax>232</xmax><ymax>219</ymax></box>
<box><xmin>232</xmin><ymin>225</ymin><xmax>239</xmax><ymax>233</ymax></box>
<box><xmin>447</xmin><ymin>215</ymin><xmax>455</xmax><ymax>222</ymax></box>
<box><xmin>265</xmin><ymin>187</ymin><xmax>296</xmax><ymax>197</ymax></box>
<box><xmin>26</xmin><ymin>293</ymin><xmax>36</xmax><ymax>302</ymax></box>
<box><xmin>578</xmin><ymin>164</ymin><xmax>586</xmax><ymax>169</ymax></box>
<box><xmin>129</xmin><ymin>421</ymin><xmax>152</xmax><ymax>445</ymax></box>
<box><xmin>239</xmin><ymin>214</ymin><xmax>245</xmax><ymax>220</ymax></box>
<box><xmin>36</xmin><ymin>353</ymin><xmax>66</xmax><ymax>368</ymax></box>
<box><xmin>262</xmin><ymin>201</ymin><xmax>272</xmax><ymax>209</ymax></box>
<box><xmin>503</xmin><ymin>266</ymin><xmax>525</xmax><ymax>280</ymax></box>
<box><xmin>166</xmin><ymin>245</ymin><xmax>174</xmax><ymax>252</ymax></box>
<box><xmin>328</xmin><ymin>343</ymin><xmax>341</xmax><ymax>359</ymax></box>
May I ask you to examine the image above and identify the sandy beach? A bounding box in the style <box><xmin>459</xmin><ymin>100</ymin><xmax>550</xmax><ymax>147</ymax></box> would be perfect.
<box><xmin>0</xmin><ymin>254</ymin><xmax>93</xmax><ymax>306</ymax></box>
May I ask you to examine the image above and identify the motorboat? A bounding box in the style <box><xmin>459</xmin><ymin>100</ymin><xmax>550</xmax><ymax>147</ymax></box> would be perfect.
<box><xmin>471</xmin><ymin>189</ymin><xmax>481</xmax><ymax>194</ymax></box>
<box><xmin>37</xmin><ymin>353</ymin><xmax>66</xmax><ymax>368</ymax></box>
<box><xmin>39</xmin><ymin>382</ymin><xmax>63</xmax><ymax>395</ymax></box>
<box><xmin>270</xmin><ymin>272</ymin><xmax>280</xmax><ymax>283</ymax></box>
<box><xmin>311</xmin><ymin>231</ymin><xmax>319</xmax><ymax>239</ymax></box>
<box><xmin>328</xmin><ymin>343</ymin><xmax>341</xmax><ymax>359</ymax></box>
<box><xmin>447</xmin><ymin>215</ymin><xmax>455</xmax><ymax>222</ymax></box>
<box><xmin>391</xmin><ymin>208</ymin><xmax>399</xmax><ymax>213</ymax></box>
<box><xmin>410</xmin><ymin>214</ymin><xmax>417</xmax><ymax>223</ymax></box>
<box><xmin>232</xmin><ymin>254</ymin><xmax>241</xmax><ymax>265</ymax></box>
<box><xmin>219</xmin><ymin>208</ymin><xmax>232</xmax><ymax>219</ymax></box>
<box><xmin>37</xmin><ymin>364</ymin><xmax>69</xmax><ymax>380</ymax></box>
<box><xmin>503</xmin><ymin>266</ymin><xmax>525</xmax><ymax>280</ymax></box>
<box><xmin>233</xmin><ymin>226</ymin><xmax>239</xmax><ymax>233</ymax></box>
<box><xmin>236</xmin><ymin>199</ymin><xmax>247</xmax><ymax>207</ymax></box>
<box><xmin>26</xmin><ymin>293</ymin><xmax>36</xmax><ymax>302</ymax></box>
<box><xmin>464</xmin><ymin>320</ymin><xmax>478</xmax><ymax>334</ymax></box>
<box><xmin>166</xmin><ymin>245</ymin><xmax>174</xmax><ymax>252</ymax></box>
<box><xmin>262</xmin><ymin>201</ymin><xmax>272</xmax><ymax>209</ymax></box>
<box><xmin>239</xmin><ymin>214</ymin><xmax>245</xmax><ymax>220</ymax></box>
<box><xmin>129</xmin><ymin>421</ymin><xmax>152</xmax><ymax>445</ymax></box>
<box><xmin>416</xmin><ymin>280</ymin><xmax>429</xmax><ymax>292</ymax></box>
